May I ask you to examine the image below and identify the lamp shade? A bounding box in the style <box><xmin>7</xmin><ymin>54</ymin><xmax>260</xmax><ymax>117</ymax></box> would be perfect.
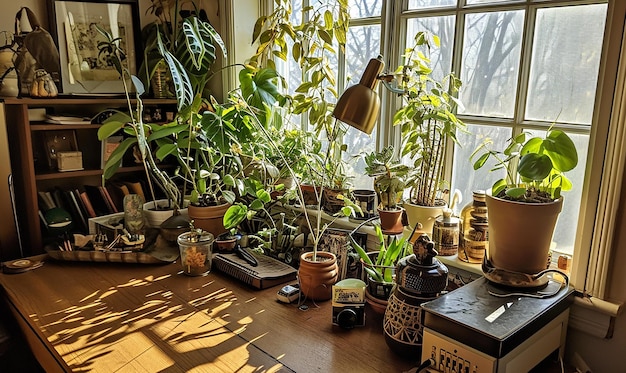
<box><xmin>333</xmin><ymin>57</ymin><xmax>385</xmax><ymax>134</ymax></box>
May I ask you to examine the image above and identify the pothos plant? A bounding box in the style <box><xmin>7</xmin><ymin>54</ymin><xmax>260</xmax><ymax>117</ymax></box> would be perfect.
<box><xmin>471</xmin><ymin>127</ymin><xmax>578</xmax><ymax>203</ymax></box>
<box><xmin>393</xmin><ymin>31</ymin><xmax>466</xmax><ymax>207</ymax></box>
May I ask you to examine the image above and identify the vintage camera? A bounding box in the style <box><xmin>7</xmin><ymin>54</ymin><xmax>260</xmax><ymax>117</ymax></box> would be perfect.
<box><xmin>332</xmin><ymin>279</ymin><xmax>366</xmax><ymax>329</ymax></box>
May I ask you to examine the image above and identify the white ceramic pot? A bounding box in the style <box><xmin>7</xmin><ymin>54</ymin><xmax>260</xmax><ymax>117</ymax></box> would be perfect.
<box><xmin>143</xmin><ymin>199</ymin><xmax>189</xmax><ymax>228</ymax></box>
<box><xmin>402</xmin><ymin>201</ymin><xmax>445</xmax><ymax>237</ymax></box>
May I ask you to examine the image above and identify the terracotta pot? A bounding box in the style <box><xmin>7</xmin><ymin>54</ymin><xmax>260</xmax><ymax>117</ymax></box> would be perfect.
<box><xmin>215</xmin><ymin>235</ymin><xmax>237</xmax><ymax>253</ymax></box>
<box><xmin>188</xmin><ymin>203</ymin><xmax>231</xmax><ymax>238</ymax></box>
<box><xmin>299</xmin><ymin>184</ymin><xmax>321</xmax><ymax>206</ymax></box>
<box><xmin>403</xmin><ymin>201</ymin><xmax>445</xmax><ymax>237</ymax></box>
<box><xmin>298</xmin><ymin>251</ymin><xmax>338</xmax><ymax>301</ymax></box>
<box><xmin>485</xmin><ymin>194</ymin><xmax>563</xmax><ymax>275</ymax></box>
<box><xmin>377</xmin><ymin>207</ymin><xmax>407</xmax><ymax>235</ymax></box>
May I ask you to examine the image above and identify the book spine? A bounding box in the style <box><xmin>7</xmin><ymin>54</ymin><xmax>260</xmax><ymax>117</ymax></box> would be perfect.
<box><xmin>78</xmin><ymin>190</ymin><xmax>97</xmax><ymax>218</ymax></box>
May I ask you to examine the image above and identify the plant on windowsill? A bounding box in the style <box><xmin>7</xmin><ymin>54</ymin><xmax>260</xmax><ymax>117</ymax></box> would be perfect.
<box><xmin>391</xmin><ymin>31</ymin><xmax>466</xmax><ymax>235</ymax></box>
<box><xmin>363</xmin><ymin>145</ymin><xmax>410</xmax><ymax>234</ymax></box>
<box><xmin>471</xmin><ymin>126</ymin><xmax>578</xmax><ymax>285</ymax></box>
<box><xmin>351</xmin><ymin>224</ymin><xmax>410</xmax><ymax>303</ymax></box>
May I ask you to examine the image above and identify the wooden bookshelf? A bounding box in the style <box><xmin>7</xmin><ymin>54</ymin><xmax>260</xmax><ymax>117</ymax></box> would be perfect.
<box><xmin>3</xmin><ymin>97</ymin><xmax>176</xmax><ymax>255</ymax></box>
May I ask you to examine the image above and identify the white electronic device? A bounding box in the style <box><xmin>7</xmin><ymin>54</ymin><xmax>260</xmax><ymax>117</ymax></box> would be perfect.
<box><xmin>277</xmin><ymin>284</ymin><xmax>300</xmax><ymax>303</ymax></box>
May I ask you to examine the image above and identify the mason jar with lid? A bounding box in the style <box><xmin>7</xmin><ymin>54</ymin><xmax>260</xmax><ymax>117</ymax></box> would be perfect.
<box><xmin>177</xmin><ymin>230</ymin><xmax>214</xmax><ymax>276</ymax></box>
<box><xmin>432</xmin><ymin>208</ymin><xmax>459</xmax><ymax>256</ymax></box>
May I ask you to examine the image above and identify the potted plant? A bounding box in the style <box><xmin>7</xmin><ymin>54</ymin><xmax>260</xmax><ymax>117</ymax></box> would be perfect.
<box><xmin>471</xmin><ymin>127</ymin><xmax>578</xmax><ymax>283</ymax></box>
<box><xmin>95</xmin><ymin>27</ymin><xmax>184</xmax><ymax>222</ymax></box>
<box><xmin>351</xmin><ymin>224</ymin><xmax>410</xmax><ymax>304</ymax></box>
<box><xmin>248</xmin><ymin>0</ymin><xmax>364</xmax><ymax>301</ymax></box>
<box><xmin>364</xmin><ymin>146</ymin><xmax>410</xmax><ymax>234</ymax></box>
<box><xmin>139</xmin><ymin>0</ymin><xmax>225</xmax><ymax>98</ymax></box>
<box><xmin>392</xmin><ymin>31</ymin><xmax>465</xmax><ymax>235</ymax></box>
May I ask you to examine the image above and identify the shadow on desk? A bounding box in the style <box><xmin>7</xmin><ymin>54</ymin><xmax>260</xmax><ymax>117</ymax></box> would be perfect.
<box><xmin>0</xmin><ymin>298</ymin><xmax>44</xmax><ymax>372</ymax></box>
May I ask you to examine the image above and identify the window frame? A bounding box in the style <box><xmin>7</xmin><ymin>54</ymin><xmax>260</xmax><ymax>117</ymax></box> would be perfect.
<box><xmin>251</xmin><ymin>0</ymin><xmax>625</xmax><ymax>304</ymax></box>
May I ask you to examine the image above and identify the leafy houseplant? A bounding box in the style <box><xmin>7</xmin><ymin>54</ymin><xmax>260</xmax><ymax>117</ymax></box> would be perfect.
<box><xmin>390</xmin><ymin>31</ymin><xmax>465</xmax><ymax>234</ymax></box>
<box><xmin>351</xmin><ymin>225</ymin><xmax>410</xmax><ymax>301</ymax></box>
<box><xmin>95</xmin><ymin>27</ymin><xmax>183</xmax><ymax>212</ymax></box>
<box><xmin>364</xmin><ymin>146</ymin><xmax>409</xmax><ymax>211</ymax></box>
<box><xmin>394</xmin><ymin>32</ymin><xmax>465</xmax><ymax>207</ymax></box>
<box><xmin>471</xmin><ymin>128</ymin><xmax>578</xmax><ymax>281</ymax></box>
<box><xmin>139</xmin><ymin>0</ymin><xmax>225</xmax><ymax>98</ymax></box>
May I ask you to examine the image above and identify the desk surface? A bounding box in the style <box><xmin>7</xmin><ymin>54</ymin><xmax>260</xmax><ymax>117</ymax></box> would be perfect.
<box><xmin>0</xmin><ymin>256</ymin><xmax>418</xmax><ymax>372</ymax></box>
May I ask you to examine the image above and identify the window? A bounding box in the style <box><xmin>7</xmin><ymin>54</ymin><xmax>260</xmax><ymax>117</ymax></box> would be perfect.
<box><xmin>262</xmin><ymin>0</ymin><xmax>620</xmax><ymax>299</ymax></box>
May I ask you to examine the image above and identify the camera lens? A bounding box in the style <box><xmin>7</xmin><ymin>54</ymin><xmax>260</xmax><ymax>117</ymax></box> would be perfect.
<box><xmin>337</xmin><ymin>308</ymin><xmax>358</xmax><ymax>329</ymax></box>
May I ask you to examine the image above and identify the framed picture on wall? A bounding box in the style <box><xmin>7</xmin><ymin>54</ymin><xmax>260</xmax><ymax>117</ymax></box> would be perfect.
<box><xmin>47</xmin><ymin>0</ymin><xmax>140</xmax><ymax>95</ymax></box>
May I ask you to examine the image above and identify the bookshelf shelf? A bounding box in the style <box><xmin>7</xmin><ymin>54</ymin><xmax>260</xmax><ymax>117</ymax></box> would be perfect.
<box><xmin>34</xmin><ymin>166</ymin><xmax>146</xmax><ymax>181</ymax></box>
<box><xmin>4</xmin><ymin>97</ymin><xmax>176</xmax><ymax>255</ymax></box>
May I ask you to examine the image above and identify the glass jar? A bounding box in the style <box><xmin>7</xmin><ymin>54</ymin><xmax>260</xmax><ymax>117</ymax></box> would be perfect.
<box><xmin>460</xmin><ymin>190</ymin><xmax>488</xmax><ymax>260</ymax></box>
<box><xmin>177</xmin><ymin>230</ymin><xmax>214</xmax><ymax>276</ymax></box>
<box><xmin>432</xmin><ymin>208</ymin><xmax>459</xmax><ymax>256</ymax></box>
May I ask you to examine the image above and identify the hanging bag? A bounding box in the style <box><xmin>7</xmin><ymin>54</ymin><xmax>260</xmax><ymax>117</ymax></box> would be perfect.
<box><xmin>14</xmin><ymin>7</ymin><xmax>61</xmax><ymax>96</ymax></box>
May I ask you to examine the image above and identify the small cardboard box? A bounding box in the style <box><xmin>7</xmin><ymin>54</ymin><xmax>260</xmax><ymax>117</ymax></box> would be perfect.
<box><xmin>57</xmin><ymin>151</ymin><xmax>83</xmax><ymax>171</ymax></box>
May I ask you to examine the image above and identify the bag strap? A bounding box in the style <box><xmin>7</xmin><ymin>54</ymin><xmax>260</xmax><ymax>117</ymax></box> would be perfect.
<box><xmin>15</xmin><ymin>7</ymin><xmax>41</xmax><ymax>35</ymax></box>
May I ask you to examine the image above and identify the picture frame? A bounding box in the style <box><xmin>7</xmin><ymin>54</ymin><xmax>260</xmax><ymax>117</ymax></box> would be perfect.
<box><xmin>43</xmin><ymin>130</ymin><xmax>79</xmax><ymax>170</ymax></box>
<box><xmin>47</xmin><ymin>0</ymin><xmax>141</xmax><ymax>95</ymax></box>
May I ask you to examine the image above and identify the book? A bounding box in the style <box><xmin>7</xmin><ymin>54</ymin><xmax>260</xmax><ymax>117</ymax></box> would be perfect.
<box><xmin>63</xmin><ymin>190</ymin><xmax>88</xmax><ymax>233</ymax></box>
<box><xmin>78</xmin><ymin>189</ymin><xmax>97</xmax><ymax>218</ymax></box>
<box><xmin>45</xmin><ymin>114</ymin><xmax>92</xmax><ymax>125</ymax></box>
<box><xmin>84</xmin><ymin>185</ymin><xmax>112</xmax><ymax>216</ymax></box>
<box><xmin>37</xmin><ymin>191</ymin><xmax>56</xmax><ymax>211</ymax></box>
<box><xmin>106</xmin><ymin>183</ymin><xmax>130</xmax><ymax>212</ymax></box>
<box><xmin>124</xmin><ymin>181</ymin><xmax>146</xmax><ymax>202</ymax></box>
<box><xmin>100</xmin><ymin>185</ymin><xmax>119</xmax><ymax>213</ymax></box>
<box><xmin>212</xmin><ymin>251</ymin><xmax>297</xmax><ymax>290</ymax></box>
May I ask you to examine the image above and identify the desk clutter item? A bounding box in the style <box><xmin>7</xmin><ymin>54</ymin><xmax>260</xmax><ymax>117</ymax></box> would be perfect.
<box><xmin>45</xmin><ymin>228</ymin><xmax>180</xmax><ymax>264</ymax></box>
<box><xmin>213</xmin><ymin>251</ymin><xmax>297</xmax><ymax>289</ymax></box>
<box><xmin>2</xmin><ymin>258</ymin><xmax>44</xmax><ymax>274</ymax></box>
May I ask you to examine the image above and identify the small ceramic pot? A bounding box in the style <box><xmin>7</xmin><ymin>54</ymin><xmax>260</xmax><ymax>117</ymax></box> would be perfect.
<box><xmin>298</xmin><ymin>251</ymin><xmax>338</xmax><ymax>301</ymax></box>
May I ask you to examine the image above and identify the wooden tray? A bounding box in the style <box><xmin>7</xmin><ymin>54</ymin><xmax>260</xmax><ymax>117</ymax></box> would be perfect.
<box><xmin>45</xmin><ymin>232</ymin><xmax>180</xmax><ymax>264</ymax></box>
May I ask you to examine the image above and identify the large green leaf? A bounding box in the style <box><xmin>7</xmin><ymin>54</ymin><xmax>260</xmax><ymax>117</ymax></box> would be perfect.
<box><xmin>518</xmin><ymin>153</ymin><xmax>552</xmax><ymax>181</ymax></box>
<box><xmin>544</xmin><ymin>130</ymin><xmax>578</xmax><ymax>172</ymax></box>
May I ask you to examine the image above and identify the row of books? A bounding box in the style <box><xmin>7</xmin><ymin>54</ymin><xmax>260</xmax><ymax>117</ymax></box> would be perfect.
<box><xmin>37</xmin><ymin>181</ymin><xmax>148</xmax><ymax>234</ymax></box>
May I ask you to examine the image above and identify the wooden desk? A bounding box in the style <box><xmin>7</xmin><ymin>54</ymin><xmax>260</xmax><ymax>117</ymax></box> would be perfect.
<box><xmin>0</xmin><ymin>256</ymin><xmax>418</xmax><ymax>372</ymax></box>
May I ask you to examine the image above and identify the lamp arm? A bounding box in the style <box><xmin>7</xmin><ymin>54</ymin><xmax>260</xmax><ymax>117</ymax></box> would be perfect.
<box><xmin>379</xmin><ymin>75</ymin><xmax>406</xmax><ymax>95</ymax></box>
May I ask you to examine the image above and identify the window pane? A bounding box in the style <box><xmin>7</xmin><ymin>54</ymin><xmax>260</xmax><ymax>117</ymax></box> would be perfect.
<box><xmin>526</xmin><ymin>4</ymin><xmax>607</xmax><ymax>124</ymax></box>
<box><xmin>451</xmin><ymin>124</ymin><xmax>512</xmax><ymax>213</ymax></box>
<box><xmin>408</xmin><ymin>0</ymin><xmax>456</xmax><ymax>9</ymax></box>
<box><xmin>344</xmin><ymin>24</ymin><xmax>381</xmax><ymax>189</ymax></box>
<box><xmin>348</xmin><ymin>0</ymin><xmax>382</xmax><ymax>18</ymax></box>
<box><xmin>406</xmin><ymin>16</ymin><xmax>455</xmax><ymax>83</ymax></box>
<box><xmin>459</xmin><ymin>10</ymin><xmax>524</xmax><ymax>118</ymax></box>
